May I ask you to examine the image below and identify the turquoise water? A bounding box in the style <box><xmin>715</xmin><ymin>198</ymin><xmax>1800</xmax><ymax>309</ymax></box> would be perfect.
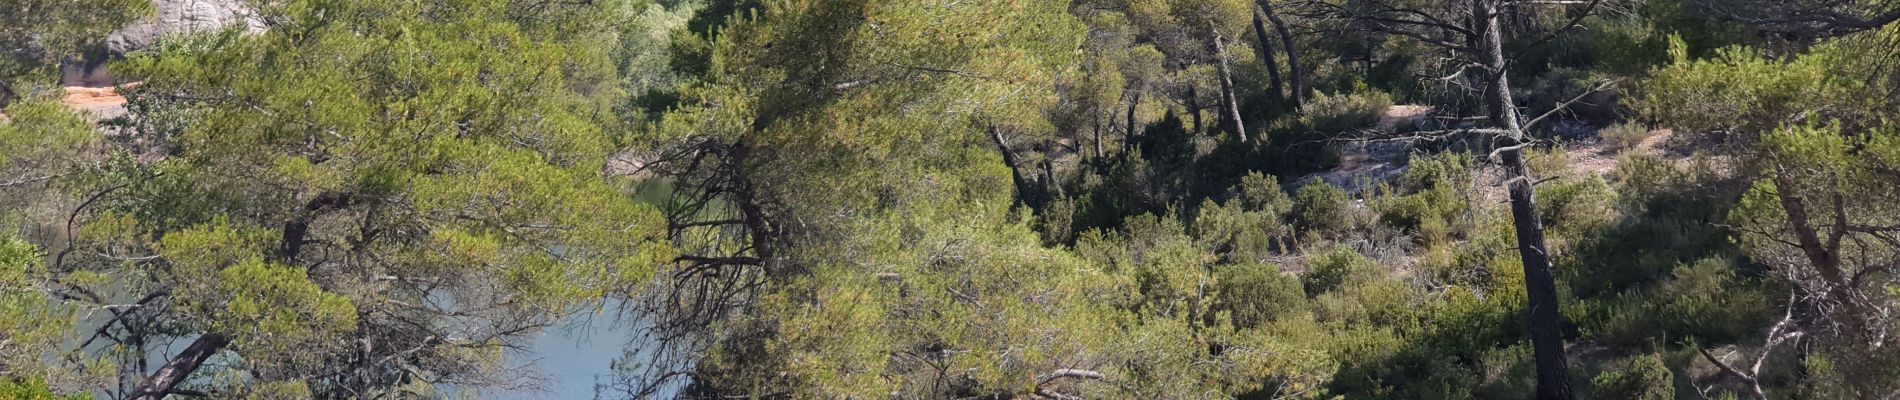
<box><xmin>505</xmin><ymin>306</ymin><xmax>649</xmax><ymax>399</ymax></box>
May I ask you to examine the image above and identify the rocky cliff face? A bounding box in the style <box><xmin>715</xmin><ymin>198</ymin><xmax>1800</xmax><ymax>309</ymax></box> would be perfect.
<box><xmin>61</xmin><ymin>0</ymin><xmax>262</xmax><ymax>87</ymax></box>
<box><xmin>108</xmin><ymin>0</ymin><xmax>263</xmax><ymax>53</ymax></box>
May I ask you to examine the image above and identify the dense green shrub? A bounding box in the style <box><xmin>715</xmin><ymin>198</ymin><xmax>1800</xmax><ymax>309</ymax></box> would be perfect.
<box><xmin>1582</xmin><ymin>17</ymin><xmax>1673</xmax><ymax>76</ymax></box>
<box><xmin>1374</xmin><ymin>152</ymin><xmax>1473</xmax><ymax>245</ymax></box>
<box><xmin>1527</xmin><ymin>145</ymin><xmax>1571</xmax><ymax>179</ymax></box>
<box><xmin>1065</xmin><ymin>153</ymin><xmax>1163</xmax><ymax>236</ymax></box>
<box><xmin>1256</xmin><ymin>88</ymin><xmax>1394</xmax><ymax>179</ymax></box>
<box><xmin>1292</xmin><ymin>182</ymin><xmax>1351</xmax><ymax>236</ymax></box>
<box><xmin>1656</xmin><ymin>258</ymin><xmax>1776</xmax><ymax>344</ymax></box>
<box><xmin>1299</xmin><ymin>88</ymin><xmax>1394</xmax><ymax>134</ymax></box>
<box><xmin>1591</xmin><ymin>353</ymin><xmax>1675</xmax><ymax>400</ymax></box>
<box><xmin>1262</xmin><ymin>119</ymin><xmax>1345</xmax><ymax>178</ymax></box>
<box><xmin>1564</xmin><ymin>153</ymin><xmax>1741</xmax><ymax>298</ymax></box>
<box><xmin>0</xmin><ymin>379</ymin><xmax>82</xmax><ymax>400</ymax></box>
<box><xmin>1234</xmin><ymin>172</ymin><xmax>1292</xmax><ymax>215</ymax></box>
<box><xmin>1301</xmin><ymin>245</ymin><xmax>1377</xmax><ymax>296</ymax></box>
<box><xmin>1422</xmin><ymin>216</ymin><xmax>1524</xmax><ymax>292</ymax></box>
<box><xmin>1038</xmin><ymin>195</ymin><xmax>1078</xmax><ymax>245</ymax></box>
<box><xmin>1519</xmin><ymin>67</ymin><xmax>1623</xmax><ymax>126</ymax></box>
<box><xmin>1215</xmin><ymin>263</ymin><xmax>1306</xmax><ymax>328</ymax></box>
<box><xmin>1537</xmin><ymin>175</ymin><xmax>1618</xmax><ymax>234</ymax></box>
<box><xmin>1193</xmin><ymin>199</ymin><xmax>1287</xmax><ymax>263</ymax></box>
<box><xmin>1396</xmin><ymin>152</ymin><xmax>1472</xmax><ymax>193</ymax></box>
<box><xmin>1134</xmin><ymin>112</ymin><xmax>1198</xmax><ymax>169</ymax></box>
<box><xmin>1469</xmin><ymin>344</ymin><xmax>1538</xmax><ymax>399</ymax></box>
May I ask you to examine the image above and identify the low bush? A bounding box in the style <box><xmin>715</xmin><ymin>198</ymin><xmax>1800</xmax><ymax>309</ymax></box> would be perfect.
<box><xmin>1193</xmin><ymin>199</ymin><xmax>1287</xmax><ymax>263</ymax></box>
<box><xmin>1300</xmin><ymin>88</ymin><xmax>1394</xmax><ymax>134</ymax></box>
<box><xmin>1373</xmin><ymin>152</ymin><xmax>1473</xmax><ymax>246</ymax></box>
<box><xmin>1234</xmin><ymin>172</ymin><xmax>1292</xmax><ymax>215</ymax></box>
<box><xmin>1215</xmin><ymin>262</ymin><xmax>1306</xmax><ymax>328</ymax></box>
<box><xmin>1292</xmin><ymin>182</ymin><xmax>1352</xmax><ymax>237</ymax></box>
<box><xmin>1591</xmin><ymin>353</ymin><xmax>1676</xmax><ymax>400</ymax></box>
<box><xmin>1301</xmin><ymin>245</ymin><xmax>1379</xmax><ymax>296</ymax></box>
<box><xmin>1537</xmin><ymin>175</ymin><xmax>1618</xmax><ymax>234</ymax></box>
<box><xmin>1599</xmin><ymin>123</ymin><xmax>1652</xmax><ymax>153</ymax></box>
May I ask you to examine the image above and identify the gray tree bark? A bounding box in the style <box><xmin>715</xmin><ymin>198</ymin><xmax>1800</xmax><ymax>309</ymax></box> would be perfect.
<box><xmin>1126</xmin><ymin>90</ymin><xmax>1141</xmax><ymax>153</ymax></box>
<box><xmin>1258</xmin><ymin>0</ymin><xmax>1305</xmax><ymax>107</ymax></box>
<box><xmin>991</xmin><ymin>127</ymin><xmax>1040</xmax><ymax>211</ymax></box>
<box><xmin>1474</xmin><ymin>0</ymin><xmax>1572</xmax><ymax>398</ymax></box>
<box><xmin>1213</xmin><ymin>31</ymin><xmax>1248</xmax><ymax>142</ymax></box>
<box><xmin>1186</xmin><ymin>84</ymin><xmax>1203</xmax><ymax>134</ymax></box>
<box><xmin>1250</xmin><ymin>10</ymin><xmax>1285</xmax><ymax>101</ymax></box>
<box><xmin>124</xmin><ymin>333</ymin><xmax>228</xmax><ymax>400</ymax></box>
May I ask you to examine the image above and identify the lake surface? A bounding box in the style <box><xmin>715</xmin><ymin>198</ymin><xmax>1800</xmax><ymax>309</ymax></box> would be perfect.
<box><xmin>78</xmin><ymin>299</ymin><xmax>678</xmax><ymax>399</ymax></box>
<box><xmin>504</xmin><ymin>306</ymin><xmax>649</xmax><ymax>399</ymax></box>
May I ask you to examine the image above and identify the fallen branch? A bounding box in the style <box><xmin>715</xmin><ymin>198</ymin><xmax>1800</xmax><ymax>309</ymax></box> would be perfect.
<box><xmin>1036</xmin><ymin>368</ymin><xmax>1105</xmax><ymax>385</ymax></box>
<box><xmin>1522</xmin><ymin>79</ymin><xmax>1620</xmax><ymax>131</ymax></box>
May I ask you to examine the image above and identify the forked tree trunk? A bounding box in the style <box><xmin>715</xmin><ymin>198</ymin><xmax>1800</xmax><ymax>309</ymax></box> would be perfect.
<box><xmin>1251</xmin><ymin>10</ymin><xmax>1285</xmax><ymax>101</ymax></box>
<box><xmin>1474</xmin><ymin>0</ymin><xmax>1572</xmax><ymax>398</ymax></box>
<box><xmin>1768</xmin><ymin>166</ymin><xmax>1861</xmax><ymax>320</ymax></box>
<box><xmin>1258</xmin><ymin>0</ymin><xmax>1304</xmax><ymax>107</ymax></box>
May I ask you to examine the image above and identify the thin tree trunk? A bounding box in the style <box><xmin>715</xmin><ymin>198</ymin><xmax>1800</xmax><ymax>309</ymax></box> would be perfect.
<box><xmin>991</xmin><ymin>127</ymin><xmax>1039</xmax><ymax>211</ymax></box>
<box><xmin>1126</xmin><ymin>90</ymin><xmax>1141</xmax><ymax>153</ymax></box>
<box><xmin>1186</xmin><ymin>84</ymin><xmax>1203</xmax><ymax>134</ymax></box>
<box><xmin>1769</xmin><ymin>166</ymin><xmax>1859</xmax><ymax>313</ymax></box>
<box><xmin>1093</xmin><ymin>114</ymin><xmax>1106</xmax><ymax>158</ymax></box>
<box><xmin>0</xmin><ymin>81</ymin><xmax>15</xmax><ymax>110</ymax></box>
<box><xmin>125</xmin><ymin>333</ymin><xmax>229</xmax><ymax>400</ymax></box>
<box><xmin>1475</xmin><ymin>0</ymin><xmax>1572</xmax><ymax>398</ymax></box>
<box><xmin>1259</xmin><ymin>0</ymin><xmax>1305</xmax><ymax>107</ymax></box>
<box><xmin>1251</xmin><ymin>10</ymin><xmax>1285</xmax><ymax>101</ymax></box>
<box><xmin>1041</xmin><ymin>142</ymin><xmax>1063</xmax><ymax>198</ymax></box>
<box><xmin>1212</xmin><ymin>31</ymin><xmax>1248</xmax><ymax>142</ymax></box>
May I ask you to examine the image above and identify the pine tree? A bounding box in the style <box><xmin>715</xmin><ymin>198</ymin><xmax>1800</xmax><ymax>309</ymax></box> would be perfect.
<box><xmin>14</xmin><ymin>1</ymin><xmax>674</xmax><ymax>397</ymax></box>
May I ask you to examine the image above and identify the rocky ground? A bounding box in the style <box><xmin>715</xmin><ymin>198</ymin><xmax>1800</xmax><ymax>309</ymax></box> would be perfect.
<box><xmin>1305</xmin><ymin>104</ymin><xmax>1681</xmax><ymax>202</ymax></box>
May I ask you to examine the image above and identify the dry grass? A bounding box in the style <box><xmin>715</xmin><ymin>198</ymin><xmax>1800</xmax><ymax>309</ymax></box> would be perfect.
<box><xmin>1599</xmin><ymin>123</ymin><xmax>1651</xmax><ymax>153</ymax></box>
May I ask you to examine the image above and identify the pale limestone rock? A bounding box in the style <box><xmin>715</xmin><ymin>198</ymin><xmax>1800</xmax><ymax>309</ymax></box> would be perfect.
<box><xmin>63</xmin><ymin>0</ymin><xmax>263</xmax><ymax>86</ymax></box>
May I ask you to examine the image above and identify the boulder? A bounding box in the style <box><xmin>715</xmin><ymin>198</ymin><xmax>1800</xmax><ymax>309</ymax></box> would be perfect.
<box><xmin>62</xmin><ymin>0</ymin><xmax>263</xmax><ymax>87</ymax></box>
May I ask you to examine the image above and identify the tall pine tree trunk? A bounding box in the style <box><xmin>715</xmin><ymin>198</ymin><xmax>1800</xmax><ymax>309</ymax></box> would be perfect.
<box><xmin>1474</xmin><ymin>0</ymin><xmax>1572</xmax><ymax>398</ymax></box>
<box><xmin>1259</xmin><ymin>0</ymin><xmax>1304</xmax><ymax>107</ymax></box>
<box><xmin>1213</xmin><ymin>31</ymin><xmax>1248</xmax><ymax>142</ymax></box>
<box><xmin>1126</xmin><ymin>90</ymin><xmax>1142</xmax><ymax>153</ymax></box>
<box><xmin>1251</xmin><ymin>10</ymin><xmax>1285</xmax><ymax>101</ymax></box>
<box><xmin>1186</xmin><ymin>84</ymin><xmax>1203</xmax><ymax>134</ymax></box>
<box><xmin>1093</xmin><ymin>114</ymin><xmax>1106</xmax><ymax>158</ymax></box>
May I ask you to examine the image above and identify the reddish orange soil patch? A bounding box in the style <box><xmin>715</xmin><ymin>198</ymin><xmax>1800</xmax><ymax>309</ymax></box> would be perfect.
<box><xmin>62</xmin><ymin>86</ymin><xmax>127</xmax><ymax>112</ymax></box>
<box><xmin>61</xmin><ymin>83</ymin><xmax>142</xmax><ymax>119</ymax></box>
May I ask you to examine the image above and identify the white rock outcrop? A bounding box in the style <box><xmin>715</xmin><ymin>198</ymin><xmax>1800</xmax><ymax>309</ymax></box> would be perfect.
<box><xmin>107</xmin><ymin>0</ymin><xmax>264</xmax><ymax>54</ymax></box>
<box><xmin>62</xmin><ymin>0</ymin><xmax>263</xmax><ymax>86</ymax></box>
